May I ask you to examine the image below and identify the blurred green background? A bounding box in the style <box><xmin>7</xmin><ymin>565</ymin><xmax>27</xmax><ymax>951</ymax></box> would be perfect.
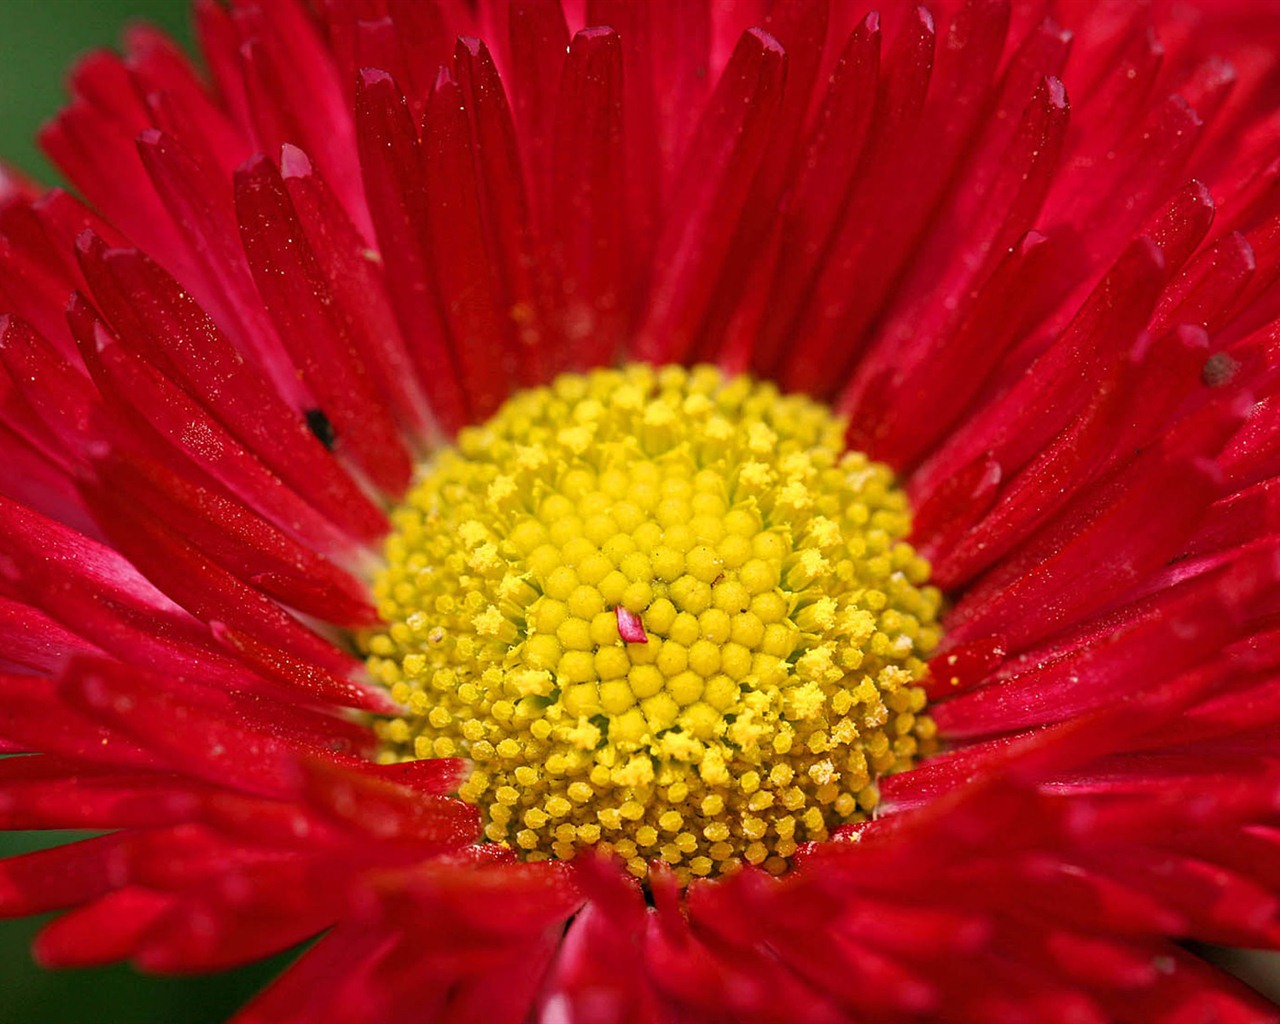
<box><xmin>0</xmin><ymin>5</ymin><xmax>294</xmax><ymax>1021</ymax></box>
<box><xmin>0</xmin><ymin>0</ymin><xmax>189</xmax><ymax>185</ymax></box>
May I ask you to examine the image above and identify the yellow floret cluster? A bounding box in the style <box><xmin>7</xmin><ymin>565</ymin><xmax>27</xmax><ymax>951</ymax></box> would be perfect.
<box><xmin>363</xmin><ymin>364</ymin><xmax>941</xmax><ymax>883</ymax></box>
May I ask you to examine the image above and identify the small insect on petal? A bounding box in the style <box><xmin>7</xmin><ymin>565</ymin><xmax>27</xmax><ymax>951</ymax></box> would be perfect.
<box><xmin>615</xmin><ymin>606</ymin><xmax>648</xmax><ymax>643</ymax></box>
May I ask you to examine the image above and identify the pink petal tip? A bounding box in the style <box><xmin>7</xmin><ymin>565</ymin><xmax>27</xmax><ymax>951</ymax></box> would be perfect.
<box><xmin>615</xmin><ymin>606</ymin><xmax>648</xmax><ymax>644</ymax></box>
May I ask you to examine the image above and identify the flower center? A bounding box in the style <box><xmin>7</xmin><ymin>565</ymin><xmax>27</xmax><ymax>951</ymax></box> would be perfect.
<box><xmin>363</xmin><ymin>365</ymin><xmax>941</xmax><ymax>883</ymax></box>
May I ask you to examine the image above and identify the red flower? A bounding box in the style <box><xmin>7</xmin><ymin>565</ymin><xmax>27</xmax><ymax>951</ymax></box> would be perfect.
<box><xmin>2</xmin><ymin>1</ymin><xmax>1280</xmax><ymax>1021</ymax></box>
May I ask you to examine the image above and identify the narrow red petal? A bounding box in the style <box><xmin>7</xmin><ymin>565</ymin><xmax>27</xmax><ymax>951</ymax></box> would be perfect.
<box><xmin>34</xmin><ymin>887</ymin><xmax>174</xmax><ymax>968</ymax></box>
<box><xmin>0</xmin><ymin>596</ymin><xmax>104</xmax><ymax>674</ymax></box>
<box><xmin>79</xmin><ymin>475</ymin><xmax>365</xmax><ymax>685</ymax></box>
<box><xmin>944</xmin><ymin>452</ymin><xmax>1225</xmax><ymax>653</ymax></box>
<box><xmin>234</xmin><ymin>154</ymin><xmax>413</xmax><ymax>495</ymax></box>
<box><xmin>748</xmin><ymin>13</ymin><xmax>880</xmax><ymax>378</ymax></box>
<box><xmin>769</xmin><ymin>8</ymin><xmax>938</xmax><ymax>394</ymax></box>
<box><xmin>421</xmin><ymin>66</ymin><xmax>523</xmax><ymax>417</ymax></box>
<box><xmin>59</xmin><ymin>658</ymin><xmax>316</xmax><ymax>797</ymax></box>
<box><xmin>0</xmin><ymin>675</ymin><xmax>158</xmax><ymax>769</ymax></box>
<box><xmin>634</xmin><ymin>28</ymin><xmax>788</xmax><ymax>363</ymax></box>
<box><xmin>69</xmin><ymin>296</ymin><xmax>365</xmax><ymax>559</ymax></box>
<box><xmin>126</xmin><ymin>24</ymin><xmax>253</xmax><ymax>181</ymax></box>
<box><xmin>912</xmin><ymin>237</ymin><xmax>1168</xmax><ymax>504</ymax></box>
<box><xmin>84</xmin><ymin>448</ymin><xmax>376</xmax><ymax>627</ymax></box>
<box><xmin>0</xmin><ymin>760</ymin><xmax>205</xmax><ymax>831</ymax></box>
<box><xmin>506</xmin><ymin>0</ymin><xmax>570</xmax><ymax>219</ymax></box>
<box><xmin>0</xmin><ymin>835</ymin><xmax>128</xmax><ymax>916</ymax></box>
<box><xmin>0</xmin><ymin>315</ymin><xmax>102</xmax><ymax>468</ymax></box>
<box><xmin>135</xmin><ymin>129</ymin><xmax>311</xmax><ymax>410</ymax></box>
<box><xmin>937</xmin><ymin>547</ymin><xmax>1276</xmax><ymax>737</ymax></box>
<box><xmin>300</xmin><ymin>758</ymin><xmax>479</xmax><ymax>849</ymax></box>
<box><xmin>74</xmin><ymin>236</ymin><xmax>387</xmax><ymax>545</ymax></box>
<box><xmin>230</xmin><ymin>0</ymin><xmax>372</xmax><ymax>241</ymax></box>
<box><xmin>929</xmin><ymin>327</ymin><xmax>1211</xmax><ymax>586</ymax></box>
<box><xmin>453</xmin><ymin>36</ymin><xmax>549</xmax><ymax>388</ymax></box>
<box><xmin>548</xmin><ymin>27</ymin><xmax>626</xmax><ymax>371</ymax></box>
<box><xmin>0</xmin><ymin>495</ymin><xmax>250</xmax><ymax>685</ymax></box>
<box><xmin>1152</xmin><ymin>231</ymin><xmax>1257</xmax><ymax>337</ymax></box>
<box><xmin>844</xmin><ymin>75</ymin><xmax>1072</xmax><ymax>462</ymax></box>
<box><xmin>354</xmin><ymin>68</ymin><xmax>469</xmax><ymax>434</ymax></box>
<box><xmin>193</xmin><ymin>0</ymin><xmax>253</xmax><ymax>139</ymax></box>
<box><xmin>280</xmin><ymin>143</ymin><xmax>434</xmax><ymax>441</ymax></box>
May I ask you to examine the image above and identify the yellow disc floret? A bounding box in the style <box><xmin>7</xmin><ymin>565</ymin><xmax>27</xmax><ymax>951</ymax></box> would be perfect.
<box><xmin>363</xmin><ymin>364</ymin><xmax>941</xmax><ymax>883</ymax></box>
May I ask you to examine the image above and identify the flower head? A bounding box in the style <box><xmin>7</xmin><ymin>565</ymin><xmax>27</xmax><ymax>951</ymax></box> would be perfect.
<box><xmin>365</xmin><ymin>363</ymin><xmax>941</xmax><ymax>881</ymax></box>
<box><xmin>2</xmin><ymin>1</ymin><xmax>1280</xmax><ymax>1021</ymax></box>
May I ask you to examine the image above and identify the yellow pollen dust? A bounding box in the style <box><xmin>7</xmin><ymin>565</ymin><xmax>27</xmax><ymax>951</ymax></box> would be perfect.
<box><xmin>363</xmin><ymin>364</ymin><xmax>941</xmax><ymax>884</ymax></box>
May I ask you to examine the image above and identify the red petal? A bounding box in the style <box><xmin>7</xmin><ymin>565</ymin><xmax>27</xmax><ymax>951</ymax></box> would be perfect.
<box><xmin>1152</xmin><ymin>231</ymin><xmax>1257</xmax><ymax>337</ymax></box>
<box><xmin>127</xmin><ymin>25</ymin><xmax>253</xmax><ymax>181</ymax></box>
<box><xmin>420</xmin><ymin>66</ymin><xmax>523</xmax><ymax>417</ymax></box>
<box><xmin>0</xmin><ymin>596</ymin><xmax>104</xmax><ymax>674</ymax></box>
<box><xmin>299</xmin><ymin>757</ymin><xmax>479</xmax><ymax>850</ymax></box>
<box><xmin>137</xmin><ymin>129</ymin><xmax>313</xmax><ymax>412</ymax></box>
<box><xmin>690</xmin><ymin>0</ymin><xmax>830</xmax><ymax>367</ymax></box>
<box><xmin>844</xmin><ymin>75</ymin><xmax>1072</xmax><ymax>460</ymax></box>
<box><xmin>635</xmin><ymin>28</ymin><xmax>787</xmax><ymax>363</ymax></box>
<box><xmin>354</xmin><ymin>68</ymin><xmax>469</xmax><ymax>435</ymax></box>
<box><xmin>84</xmin><ymin>447</ymin><xmax>377</xmax><ymax>628</ymax></box>
<box><xmin>0</xmin><ymin>495</ymin><xmax>249</xmax><ymax>685</ymax></box>
<box><xmin>912</xmin><ymin>237</ymin><xmax>1168</xmax><ymax>503</ymax></box>
<box><xmin>34</xmin><ymin>887</ymin><xmax>173</xmax><ymax>968</ymax></box>
<box><xmin>875</xmin><ymin>231</ymin><xmax>1066</xmax><ymax>472</ymax></box>
<box><xmin>937</xmin><ymin>547</ymin><xmax>1276</xmax><ymax>737</ymax></box>
<box><xmin>232</xmin><ymin>922</ymin><xmax>397</xmax><ymax>1024</ymax></box>
<box><xmin>234</xmin><ymin>154</ymin><xmax>413</xmax><ymax>494</ymax></box>
<box><xmin>0</xmin><ymin>674</ymin><xmax>158</xmax><ymax>769</ymax></box>
<box><xmin>358</xmin><ymin>759</ymin><xmax>469</xmax><ymax>796</ymax></box>
<box><xmin>769</xmin><ymin>8</ymin><xmax>938</xmax><ymax>394</ymax></box>
<box><xmin>453</xmin><ymin>36</ymin><xmax>548</xmax><ymax>388</ymax></box>
<box><xmin>0</xmin><ymin>315</ymin><xmax>102</xmax><ymax>469</ymax></box>
<box><xmin>69</xmin><ymin>296</ymin><xmax>365</xmax><ymax>559</ymax></box>
<box><xmin>749</xmin><ymin>13</ymin><xmax>880</xmax><ymax>378</ymax></box>
<box><xmin>193</xmin><ymin>0</ymin><xmax>253</xmax><ymax>139</ymax></box>
<box><xmin>39</xmin><ymin>105</ymin><xmax>196</xmax><ymax>292</ymax></box>
<box><xmin>0</xmin><ymin>834</ymin><xmax>127</xmax><ymax>915</ymax></box>
<box><xmin>929</xmin><ymin>327</ymin><xmax>1211</xmax><ymax>586</ymax></box>
<box><xmin>59</xmin><ymin>658</ymin><xmax>315</xmax><ymax>797</ymax></box>
<box><xmin>79</xmin><ymin>474</ymin><xmax>369</xmax><ymax>692</ymax></box>
<box><xmin>231</xmin><ymin>0</ymin><xmax>372</xmax><ymax>241</ymax></box>
<box><xmin>506</xmin><ymin>0</ymin><xmax>570</xmax><ymax>217</ymax></box>
<box><xmin>0</xmin><ymin>199</ymin><xmax>85</xmax><ymax>355</ymax></box>
<box><xmin>0</xmin><ymin>757</ymin><xmax>204</xmax><ymax>830</ymax></box>
<box><xmin>74</xmin><ymin>236</ymin><xmax>387</xmax><ymax>545</ymax></box>
<box><xmin>548</xmin><ymin>27</ymin><xmax>627</xmax><ymax>372</ymax></box>
<box><xmin>944</xmin><ymin>451</ymin><xmax>1225</xmax><ymax>654</ymax></box>
<box><xmin>280</xmin><ymin>143</ymin><xmax>434</xmax><ymax>442</ymax></box>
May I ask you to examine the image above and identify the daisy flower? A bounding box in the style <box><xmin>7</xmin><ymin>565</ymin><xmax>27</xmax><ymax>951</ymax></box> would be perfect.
<box><xmin>2</xmin><ymin>0</ymin><xmax>1280</xmax><ymax>1021</ymax></box>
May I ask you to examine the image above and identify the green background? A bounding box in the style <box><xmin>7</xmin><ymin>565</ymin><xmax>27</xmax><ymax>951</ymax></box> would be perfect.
<box><xmin>0</xmin><ymin>5</ymin><xmax>294</xmax><ymax>1021</ymax></box>
<box><xmin>0</xmin><ymin>0</ymin><xmax>190</xmax><ymax>185</ymax></box>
